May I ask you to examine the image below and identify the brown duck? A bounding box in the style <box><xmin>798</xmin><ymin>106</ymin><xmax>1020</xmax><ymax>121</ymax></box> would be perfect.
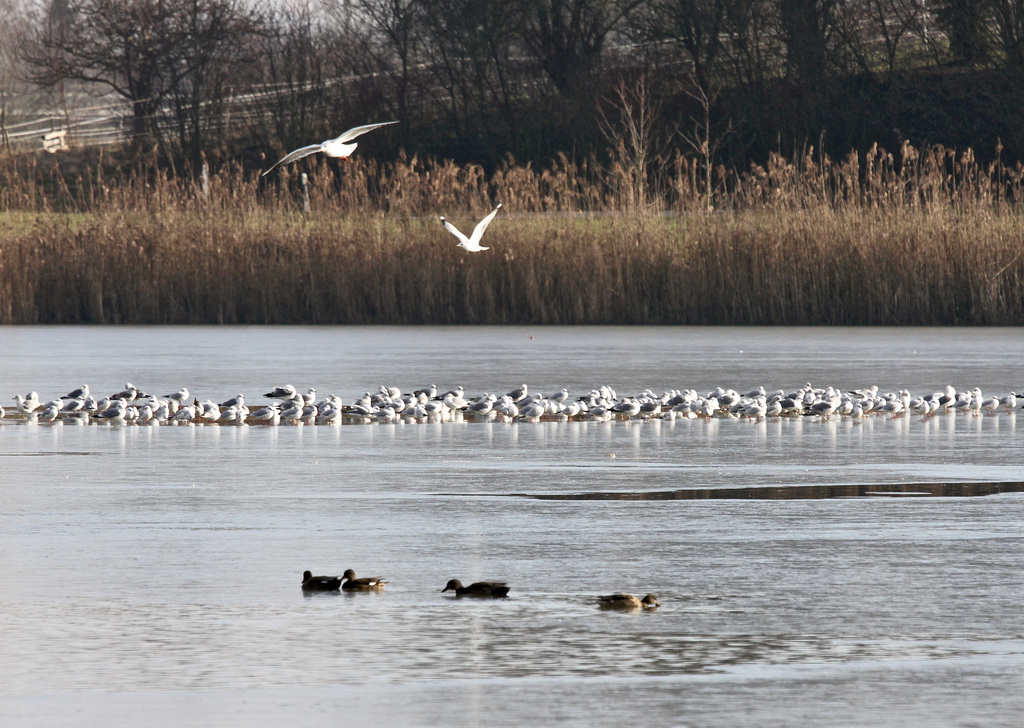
<box><xmin>341</xmin><ymin>569</ymin><xmax>387</xmax><ymax>591</ymax></box>
<box><xmin>598</xmin><ymin>593</ymin><xmax>659</xmax><ymax>611</ymax></box>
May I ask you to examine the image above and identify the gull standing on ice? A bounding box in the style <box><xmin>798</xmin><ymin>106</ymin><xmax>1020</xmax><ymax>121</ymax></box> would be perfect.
<box><xmin>61</xmin><ymin>397</ymin><xmax>86</xmax><ymax>414</ymax></box>
<box><xmin>250</xmin><ymin>404</ymin><xmax>281</xmax><ymax>425</ymax></box>
<box><xmin>219</xmin><ymin>393</ymin><xmax>245</xmax><ymax>409</ymax></box>
<box><xmin>96</xmin><ymin>399</ymin><xmax>128</xmax><ymax>423</ymax></box>
<box><xmin>264</xmin><ymin>384</ymin><xmax>297</xmax><ymax>400</ymax></box>
<box><xmin>440</xmin><ymin>204</ymin><xmax>502</xmax><ymax>252</ymax></box>
<box><xmin>14</xmin><ymin>392</ymin><xmax>41</xmax><ymax>414</ymax></box>
<box><xmin>165</xmin><ymin>388</ymin><xmax>190</xmax><ymax>409</ymax></box>
<box><xmin>261</xmin><ymin>121</ymin><xmax>399</xmax><ymax>177</ymax></box>
<box><xmin>111</xmin><ymin>383</ymin><xmax>141</xmax><ymax>403</ymax></box>
<box><xmin>39</xmin><ymin>402</ymin><xmax>61</xmax><ymax>422</ymax></box>
<box><xmin>63</xmin><ymin>385</ymin><xmax>89</xmax><ymax>401</ymax></box>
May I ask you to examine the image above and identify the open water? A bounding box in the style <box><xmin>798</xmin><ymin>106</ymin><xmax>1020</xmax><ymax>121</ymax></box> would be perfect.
<box><xmin>1</xmin><ymin>326</ymin><xmax>1023</xmax><ymax>726</ymax></box>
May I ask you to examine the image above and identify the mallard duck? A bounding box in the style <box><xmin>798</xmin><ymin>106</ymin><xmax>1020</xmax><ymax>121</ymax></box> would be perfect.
<box><xmin>341</xmin><ymin>569</ymin><xmax>387</xmax><ymax>591</ymax></box>
<box><xmin>442</xmin><ymin>579</ymin><xmax>510</xmax><ymax>597</ymax></box>
<box><xmin>302</xmin><ymin>570</ymin><xmax>341</xmax><ymax>591</ymax></box>
<box><xmin>598</xmin><ymin>593</ymin><xmax>659</xmax><ymax>610</ymax></box>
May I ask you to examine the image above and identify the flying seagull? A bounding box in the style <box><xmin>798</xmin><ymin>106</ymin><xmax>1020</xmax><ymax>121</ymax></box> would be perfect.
<box><xmin>261</xmin><ymin>121</ymin><xmax>399</xmax><ymax>177</ymax></box>
<box><xmin>440</xmin><ymin>203</ymin><xmax>502</xmax><ymax>252</ymax></box>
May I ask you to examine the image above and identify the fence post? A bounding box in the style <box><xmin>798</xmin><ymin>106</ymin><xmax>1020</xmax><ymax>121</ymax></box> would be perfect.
<box><xmin>301</xmin><ymin>172</ymin><xmax>310</xmax><ymax>213</ymax></box>
<box><xmin>0</xmin><ymin>107</ymin><xmax>9</xmax><ymax>155</ymax></box>
<box><xmin>200</xmin><ymin>160</ymin><xmax>210</xmax><ymax>201</ymax></box>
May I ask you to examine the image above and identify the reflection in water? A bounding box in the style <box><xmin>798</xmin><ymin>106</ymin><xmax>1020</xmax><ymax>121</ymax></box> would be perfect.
<box><xmin>0</xmin><ymin>597</ymin><xmax>1009</xmax><ymax>693</ymax></box>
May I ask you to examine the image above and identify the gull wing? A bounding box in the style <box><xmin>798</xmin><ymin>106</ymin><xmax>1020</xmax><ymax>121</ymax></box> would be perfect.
<box><xmin>441</xmin><ymin>217</ymin><xmax>470</xmax><ymax>245</ymax></box>
<box><xmin>469</xmin><ymin>203</ymin><xmax>502</xmax><ymax>246</ymax></box>
<box><xmin>335</xmin><ymin>120</ymin><xmax>399</xmax><ymax>144</ymax></box>
<box><xmin>261</xmin><ymin>144</ymin><xmax>324</xmax><ymax>177</ymax></box>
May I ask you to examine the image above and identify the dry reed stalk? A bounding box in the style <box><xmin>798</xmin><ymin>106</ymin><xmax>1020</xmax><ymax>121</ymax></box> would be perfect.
<box><xmin>2</xmin><ymin>204</ymin><xmax>1022</xmax><ymax>325</ymax></box>
<box><xmin>1</xmin><ymin>143</ymin><xmax>1023</xmax><ymax>325</ymax></box>
<box><xmin>3</xmin><ymin>141</ymin><xmax>1023</xmax><ymax>215</ymax></box>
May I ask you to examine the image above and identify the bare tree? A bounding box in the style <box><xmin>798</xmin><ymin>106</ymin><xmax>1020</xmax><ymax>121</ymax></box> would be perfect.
<box><xmin>168</xmin><ymin>0</ymin><xmax>264</xmax><ymax>163</ymax></box>
<box><xmin>416</xmin><ymin>0</ymin><xmax>525</xmax><ymax>157</ymax></box>
<box><xmin>25</xmin><ymin>0</ymin><xmax>263</xmax><ymax>151</ymax></box>
<box><xmin>833</xmin><ymin>0</ymin><xmax>932</xmax><ymax>79</ymax></box>
<box><xmin>318</xmin><ymin>0</ymin><xmax>409</xmax><ymax>140</ymax></box>
<box><xmin>680</xmin><ymin>72</ymin><xmax>732</xmax><ymax>210</ymax></box>
<box><xmin>629</xmin><ymin>0</ymin><xmax>735</xmax><ymax>90</ymax></box>
<box><xmin>252</xmin><ymin>3</ymin><xmax>335</xmax><ymax>151</ymax></box>
<box><xmin>932</xmin><ymin>0</ymin><xmax>991</xmax><ymax>64</ymax></box>
<box><xmin>597</xmin><ymin>76</ymin><xmax>669</xmax><ymax>212</ymax></box>
<box><xmin>26</xmin><ymin>0</ymin><xmax>178</xmax><ymax>146</ymax></box>
<box><xmin>0</xmin><ymin>0</ymin><xmax>35</xmax><ymax>148</ymax></box>
<box><xmin>772</xmin><ymin>0</ymin><xmax>842</xmax><ymax>135</ymax></box>
<box><xmin>513</xmin><ymin>0</ymin><xmax>643</xmax><ymax>98</ymax></box>
<box><xmin>349</xmin><ymin>0</ymin><xmax>422</xmax><ymax>144</ymax></box>
<box><xmin>777</xmin><ymin>0</ymin><xmax>840</xmax><ymax>82</ymax></box>
<box><xmin>990</xmin><ymin>0</ymin><xmax>1024</xmax><ymax>70</ymax></box>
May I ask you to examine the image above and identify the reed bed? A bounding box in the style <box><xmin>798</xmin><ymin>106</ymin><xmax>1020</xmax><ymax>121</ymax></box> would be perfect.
<box><xmin>1</xmin><ymin>143</ymin><xmax>1022</xmax><ymax>325</ymax></box>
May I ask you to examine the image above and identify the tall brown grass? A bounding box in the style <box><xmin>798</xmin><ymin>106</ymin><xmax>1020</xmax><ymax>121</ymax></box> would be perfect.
<box><xmin>1</xmin><ymin>143</ymin><xmax>1022</xmax><ymax>325</ymax></box>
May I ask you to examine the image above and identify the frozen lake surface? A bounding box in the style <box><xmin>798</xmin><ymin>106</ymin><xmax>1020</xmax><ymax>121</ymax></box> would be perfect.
<box><xmin>2</xmin><ymin>326</ymin><xmax>1023</xmax><ymax>727</ymax></box>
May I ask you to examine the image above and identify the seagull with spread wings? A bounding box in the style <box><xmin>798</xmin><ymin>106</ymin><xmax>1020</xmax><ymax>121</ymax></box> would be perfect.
<box><xmin>440</xmin><ymin>203</ymin><xmax>502</xmax><ymax>252</ymax></box>
<box><xmin>261</xmin><ymin>121</ymin><xmax>399</xmax><ymax>177</ymax></box>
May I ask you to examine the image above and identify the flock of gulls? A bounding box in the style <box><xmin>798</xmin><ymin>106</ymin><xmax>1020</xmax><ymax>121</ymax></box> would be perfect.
<box><xmin>261</xmin><ymin>120</ymin><xmax>502</xmax><ymax>251</ymax></box>
<box><xmin>3</xmin><ymin>381</ymin><xmax>1023</xmax><ymax>426</ymax></box>
<box><xmin>301</xmin><ymin>569</ymin><xmax>658</xmax><ymax>611</ymax></box>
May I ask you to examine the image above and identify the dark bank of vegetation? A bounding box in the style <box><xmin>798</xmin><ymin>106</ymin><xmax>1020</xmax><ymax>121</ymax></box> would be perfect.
<box><xmin>5</xmin><ymin>0</ymin><xmax>1024</xmax><ymax>170</ymax></box>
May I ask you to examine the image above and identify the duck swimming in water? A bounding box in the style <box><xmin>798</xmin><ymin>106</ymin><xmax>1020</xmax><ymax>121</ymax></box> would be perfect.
<box><xmin>301</xmin><ymin>571</ymin><xmax>341</xmax><ymax>591</ymax></box>
<box><xmin>598</xmin><ymin>593</ymin><xmax>659</xmax><ymax>611</ymax></box>
<box><xmin>341</xmin><ymin>569</ymin><xmax>387</xmax><ymax>591</ymax></box>
<box><xmin>442</xmin><ymin>579</ymin><xmax>510</xmax><ymax>597</ymax></box>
